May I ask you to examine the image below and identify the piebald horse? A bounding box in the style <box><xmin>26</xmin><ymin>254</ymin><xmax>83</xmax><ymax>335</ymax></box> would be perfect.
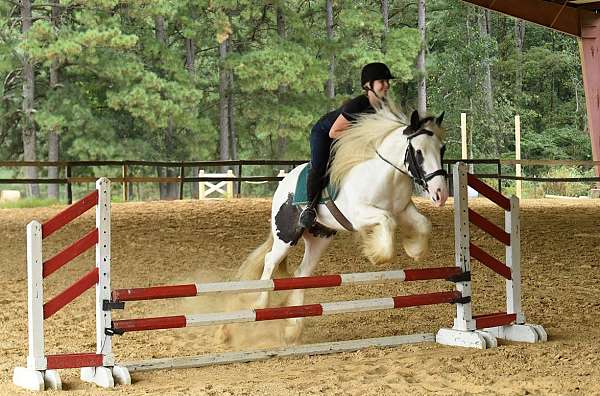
<box><xmin>229</xmin><ymin>105</ymin><xmax>448</xmax><ymax>344</ymax></box>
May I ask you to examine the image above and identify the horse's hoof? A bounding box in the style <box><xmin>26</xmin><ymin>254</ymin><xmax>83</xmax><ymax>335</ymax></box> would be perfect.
<box><xmin>403</xmin><ymin>240</ymin><xmax>428</xmax><ymax>261</ymax></box>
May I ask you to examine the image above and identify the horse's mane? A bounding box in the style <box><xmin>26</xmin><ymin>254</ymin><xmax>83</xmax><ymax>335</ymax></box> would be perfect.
<box><xmin>328</xmin><ymin>101</ymin><xmax>409</xmax><ymax>187</ymax></box>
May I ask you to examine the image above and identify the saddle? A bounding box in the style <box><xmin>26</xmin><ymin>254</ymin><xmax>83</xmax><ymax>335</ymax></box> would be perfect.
<box><xmin>292</xmin><ymin>165</ymin><xmax>354</xmax><ymax>232</ymax></box>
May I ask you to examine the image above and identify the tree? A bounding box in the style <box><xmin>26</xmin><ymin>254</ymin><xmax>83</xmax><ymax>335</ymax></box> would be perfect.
<box><xmin>20</xmin><ymin>0</ymin><xmax>39</xmax><ymax>197</ymax></box>
<box><xmin>417</xmin><ymin>0</ymin><xmax>427</xmax><ymax>115</ymax></box>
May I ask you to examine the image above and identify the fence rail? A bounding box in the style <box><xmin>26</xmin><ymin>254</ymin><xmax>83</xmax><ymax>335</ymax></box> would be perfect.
<box><xmin>1</xmin><ymin>159</ymin><xmax>598</xmax><ymax>203</ymax></box>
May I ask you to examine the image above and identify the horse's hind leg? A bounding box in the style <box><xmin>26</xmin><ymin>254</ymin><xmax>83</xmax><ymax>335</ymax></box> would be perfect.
<box><xmin>283</xmin><ymin>232</ymin><xmax>332</xmax><ymax>344</ymax></box>
<box><xmin>255</xmin><ymin>237</ymin><xmax>293</xmax><ymax>308</ymax></box>
<box><xmin>397</xmin><ymin>201</ymin><xmax>432</xmax><ymax>261</ymax></box>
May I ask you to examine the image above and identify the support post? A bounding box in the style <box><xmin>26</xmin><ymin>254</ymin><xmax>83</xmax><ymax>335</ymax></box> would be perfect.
<box><xmin>515</xmin><ymin>115</ymin><xmax>522</xmax><ymax>198</ymax></box>
<box><xmin>66</xmin><ymin>165</ymin><xmax>72</xmax><ymax>205</ymax></box>
<box><xmin>81</xmin><ymin>178</ymin><xmax>130</xmax><ymax>387</ymax></box>
<box><xmin>198</xmin><ymin>170</ymin><xmax>205</xmax><ymax>200</ymax></box>
<box><xmin>179</xmin><ymin>165</ymin><xmax>185</xmax><ymax>200</ymax></box>
<box><xmin>123</xmin><ymin>164</ymin><xmax>129</xmax><ymax>202</ymax></box>
<box><xmin>237</xmin><ymin>164</ymin><xmax>242</xmax><ymax>198</ymax></box>
<box><xmin>226</xmin><ymin>170</ymin><xmax>234</xmax><ymax>199</ymax></box>
<box><xmin>579</xmin><ymin>12</ymin><xmax>600</xmax><ymax>186</ymax></box>
<box><xmin>436</xmin><ymin>163</ymin><xmax>493</xmax><ymax>349</ymax></box>
<box><xmin>26</xmin><ymin>221</ymin><xmax>45</xmax><ymax>371</ymax></box>
<box><xmin>505</xmin><ymin>196</ymin><xmax>524</xmax><ymax>323</ymax></box>
<box><xmin>461</xmin><ymin>113</ymin><xmax>468</xmax><ymax>160</ymax></box>
<box><xmin>451</xmin><ymin>162</ymin><xmax>474</xmax><ymax>331</ymax></box>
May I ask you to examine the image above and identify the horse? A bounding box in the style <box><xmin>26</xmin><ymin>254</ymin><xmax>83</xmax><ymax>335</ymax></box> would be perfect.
<box><xmin>225</xmin><ymin>105</ymin><xmax>448</xmax><ymax>344</ymax></box>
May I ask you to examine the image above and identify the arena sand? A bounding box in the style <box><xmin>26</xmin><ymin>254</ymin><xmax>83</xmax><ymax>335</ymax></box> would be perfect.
<box><xmin>1</xmin><ymin>197</ymin><xmax>599</xmax><ymax>395</ymax></box>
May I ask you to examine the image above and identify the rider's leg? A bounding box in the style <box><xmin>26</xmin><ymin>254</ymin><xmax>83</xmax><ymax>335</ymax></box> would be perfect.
<box><xmin>298</xmin><ymin>167</ymin><xmax>323</xmax><ymax>228</ymax></box>
<box><xmin>299</xmin><ymin>124</ymin><xmax>331</xmax><ymax>229</ymax></box>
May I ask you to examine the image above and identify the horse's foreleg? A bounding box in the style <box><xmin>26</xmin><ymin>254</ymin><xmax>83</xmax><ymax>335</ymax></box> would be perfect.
<box><xmin>283</xmin><ymin>233</ymin><xmax>332</xmax><ymax>344</ymax></box>
<box><xmin>353</xmin><ymin>207</ymin><xmax>397</xmax><ymax>265</ymax></box>
<box><xmin>397</xmin><ymin>201</ymin><xmax>432</xmax><ymax>261</ymax></box>
<box><xmin>256</xmin><ymin>238</ymin><xmax>291</xmax><ymax>308</ymax></box>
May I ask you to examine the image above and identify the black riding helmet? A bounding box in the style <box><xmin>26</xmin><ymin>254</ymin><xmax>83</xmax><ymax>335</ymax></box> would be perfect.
<box><xmin>361</xmin><ymin>62</ymin><xmax>395</xmax><ymax>89</ymax></box>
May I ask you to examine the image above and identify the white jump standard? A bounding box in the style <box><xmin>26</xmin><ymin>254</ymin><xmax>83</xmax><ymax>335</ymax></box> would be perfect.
<box><xmin>13</xmin><ymin>163</ymin><xmax>546</xmax><ymax>392</ymax></box>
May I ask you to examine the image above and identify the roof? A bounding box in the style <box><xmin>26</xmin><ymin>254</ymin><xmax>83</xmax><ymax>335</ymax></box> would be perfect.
<box><xmin>460</xmin><ymin>0</ymin><xmax>600</xmax><ymax>37</ymax></box>
<box><xmin>549</xmin><ymin>1</ymin><xmax>600</xmax><ymax>11</ymax></box>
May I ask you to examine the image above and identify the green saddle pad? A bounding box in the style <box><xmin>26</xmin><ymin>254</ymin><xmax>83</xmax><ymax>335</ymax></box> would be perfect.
<box><xmin>292</xmin><ymin>164</ymin><xmax>339</xmax><ymax>205</ymax></box>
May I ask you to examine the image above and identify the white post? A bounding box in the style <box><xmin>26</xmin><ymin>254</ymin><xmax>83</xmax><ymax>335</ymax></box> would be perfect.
<box><xmin>484</xmin><ymin>192</ymin><xmax>547</xmax><ymax>343</ymax></box>
<box><xmin>14</xmin><ymin>221</ymin><xmax>60</xmax><ymax>390</ymax></box>
<box><xmin>198</xmin><ymin>170</ymin><xmax>205</xmax><ymax>199</ymax></box>
<box><xmin>436</xmin><ymin>162</ymin><xmax>491</xmax><ymax>348</ymax></box>
<box><xmin>515</xmin><ymin>115</ymin><xmax>522</xmax><ymax>199</ymax></box>
<box><xmin>96</xmin><ymin>178</ymin><xmax>113</xmax><ymax>365</ymax></box>
<box><xmin>505</xmin><ymin>196</ymin><xmax>525</xmax><ymax>323</ymax></box>
<box><xmin>226</xmin><ymin>170</ymin><xmax>234</xmax><ymax>199</ymax></box>
<box><xmin>461</xmin><ymin>113</ymin><xmax>468</xmax><ymax>161</ymax></box>
<box><xmin>82</xmin><ymin>178</ymin><xmax>131</xmax><ymax>387</ymax></box>
<box><xmin>451</xmin><ymin>162</ymin><xmax>475</xmax><ymax>331</ymax></box>
<box><xmin>26</xmin><ymin>221</ymin><xmax>45</xmax><ymax>371</ymax></box>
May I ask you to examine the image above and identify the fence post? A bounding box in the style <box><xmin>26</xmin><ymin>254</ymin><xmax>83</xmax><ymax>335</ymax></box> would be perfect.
<box><xmin>122</xmin><ymin>164</ymin><xmax>128</xmax><ymax>202</ymax></box>
<box><xmin>198</xmin><ymin>170</ymin><xmax>205</xmax><ymax>199</ymax></box>
<box><xmin>179</xmin><ymin>165</ymin><xmax>185</xmax><ymax>200</ymax></box>
<box><xmin>66</xmin><ymin>165</ymin><xmax>72</xmax><ymax>205</ymax></box>
<box><xmin>226</xmin><ymin>170</ymin><xmax>234</xmax><ymax>199</ymax></box>
<box><xmin>238</xmin><ymin>165</ymin><xmax>243</xmax><ymax>198</ymax></box>
<box><xmin>497</xmin><ymin>161</ymin><xmax>502</xmax><ymax>195</ymax></box>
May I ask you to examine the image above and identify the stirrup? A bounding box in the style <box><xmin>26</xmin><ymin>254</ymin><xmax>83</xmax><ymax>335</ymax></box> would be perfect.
<box><xmin>298</xmin><ymin>207</ymin><xmax>317</xmax><ymax>229</ymax></box>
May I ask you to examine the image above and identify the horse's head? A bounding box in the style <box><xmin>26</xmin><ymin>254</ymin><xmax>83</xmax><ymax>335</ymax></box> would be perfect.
<box><xmin>402</xmin><ymin>110</ymin><xmax>448</xmax><ymax>207</ymax></box>
<box><xmin>329</xmin><ymin>103</ymin><xmax>449</xmax><ymax>208</ymax></box>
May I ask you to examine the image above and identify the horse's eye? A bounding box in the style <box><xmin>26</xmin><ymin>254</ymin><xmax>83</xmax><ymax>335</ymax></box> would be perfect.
<box><xmin>416</xmin><ymin>150</ymin><xmax>424</xmax><ymax>165</ymax></box>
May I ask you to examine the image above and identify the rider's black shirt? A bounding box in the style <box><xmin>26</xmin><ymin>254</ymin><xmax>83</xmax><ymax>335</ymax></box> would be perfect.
<box><xmin>317</xmin><ymin>94</ymin><xmax>375</xmax><ymax>130</ymax></box>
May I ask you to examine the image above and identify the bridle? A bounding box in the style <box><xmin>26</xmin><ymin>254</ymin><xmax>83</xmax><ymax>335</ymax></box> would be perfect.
<box><xmin>376</xmin><ymin>129</ymin><xmax>447</xmax><ymax>191</ymax></box>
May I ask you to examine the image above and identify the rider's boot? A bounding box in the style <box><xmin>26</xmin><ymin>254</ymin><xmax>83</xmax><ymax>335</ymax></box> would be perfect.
<box><xmin>298</xmin><ymin>170</ymin><xmax>322</xmax><ymax>229</ymax></box>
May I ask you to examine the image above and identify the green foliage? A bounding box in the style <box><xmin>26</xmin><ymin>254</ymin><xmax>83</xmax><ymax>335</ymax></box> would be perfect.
<box><xmin>503</xmin><ymin>166</ymin><xmax>594</xmax><ymax>198</ymax></box>
<box><xmin>0</xmin><ymin>197</ymin><xmax>61</xmax><ymax>209</ymax></box>
<box><xmin>0</xmin><ymin>0</ymin><xmax>593</xmax><ymax>177</ymax></box>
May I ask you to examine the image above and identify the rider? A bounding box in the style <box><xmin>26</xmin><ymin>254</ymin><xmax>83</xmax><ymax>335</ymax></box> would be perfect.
<box><xmin>298</xmin><ymin>62</ymin><xmax>395</xmax><ymax>229</ymax></box>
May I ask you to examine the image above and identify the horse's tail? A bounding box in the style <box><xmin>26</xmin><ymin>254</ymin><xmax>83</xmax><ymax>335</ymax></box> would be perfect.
<box><xmin>236</xmin><ymin>232</ymin><xmax>290</xmax><ymax>280</ymax></box>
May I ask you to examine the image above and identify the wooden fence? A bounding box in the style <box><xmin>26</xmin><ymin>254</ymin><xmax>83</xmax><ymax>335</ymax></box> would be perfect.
<box><xmin>1</xmin><ymin>159</ymin><xmax>599</xmax><ymax>203</ymax></box>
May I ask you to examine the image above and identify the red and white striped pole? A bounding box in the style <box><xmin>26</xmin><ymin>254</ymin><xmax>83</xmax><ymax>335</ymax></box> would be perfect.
<box><xmin>111</xmin><ymin>267</ymin><xmax>464</xmax><ymax>302</ymax></box>
<box><xmin>110</xmin><ymin>291</ymin><xmax>465</xmax><ymax>334</ymax></box>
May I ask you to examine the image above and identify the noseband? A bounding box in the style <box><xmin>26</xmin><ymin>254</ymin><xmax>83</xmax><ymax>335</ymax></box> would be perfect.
<box><xmin>376</xmin><ymin>129</ymin><xmax>447</xmax><ymax>191</ymax></box>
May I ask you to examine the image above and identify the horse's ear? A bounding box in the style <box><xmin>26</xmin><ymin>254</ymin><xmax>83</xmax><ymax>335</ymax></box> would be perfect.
<box><xmin>410</xmin><ymin>110</ymin><xmax>420</xmax><ymax>128</ymax></box>
<box><xmin>436</xmin><ymin>111</ymin><xmax>445</xmax><ymax>126</ymax></box>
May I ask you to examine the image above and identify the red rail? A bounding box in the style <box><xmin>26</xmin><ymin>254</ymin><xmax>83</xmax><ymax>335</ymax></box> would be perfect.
<box><xmin>273</xmin><ymin>275</ymin><xmax>341</xmax><ymax>290</ymax></box>
<box><xmin>42</xmin><ymin>190</ymin><xmax>99</xmax><ymax>239</ymax></box>
<box><xmin>43</xmin><ymin>268</ymin><xmax>99</xmax><ymax>319</ymax></box>
<box><xmin>112</xmin><ymin>284</ymin><xmax>198</xmax><ymax>302</ymax></box>
<box><xmin>43</xmin><ymin>228</ymin><xmax>99</xmax><ymax>278</ymax></box>
<box><xmin>469</xmin><ymin>243</ymin><xmax>512</xmax><ymax>280</ymax></box>
<box><xmin>393</xmin><ymin>291</ymin><xmax>462</xmax><ymax>308</ymax></box>
<box><xmin>468</xmin><ymin>209</ymin><xmax>511</xmax><ymax>246</ymax></box>
<box><xmin>111</xmin><ymin>315</ymin><xmax>187</xmax><ymax>333</ymax></box>
<box><xmin>46</xmin><ymin>353</ymin><xmax>104</xmax><ymax>370</ymax></box>
<box><xmin>467</xmin><ymin>174</ymin><xmax>511</xmax><ymax>211</ymax></box>
<box><xmin>403</xmin><ymin>267</ymin><xmax>462</xmax><ymax>281</ymax></box>
<box><xmin>255</xmin><ymin>304</ymin><xmax>323</xmax><ymax>321</ymax></box>
<box><xmin>110</xmin><ymin>291</ymin><xmax>465</xmax><ymax>334</ymax></box>
<box><xmin>111</xmin><ymin>267</ymin><xmax>464</xmax><ymax>303</ymax></box>
<box><xmin>474</xmin><ymin>312</ymin><xmax>517</xmax><ymax>329</ymax></box>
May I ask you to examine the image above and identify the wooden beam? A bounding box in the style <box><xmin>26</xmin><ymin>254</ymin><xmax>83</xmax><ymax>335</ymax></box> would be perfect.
<box><xmin>579</xmin><ymin>12</ymin><xmax>600</xmax><ymax>180</ymax></box>
<box><xmin>459</xmin><ymin>0</ymin><xmax>590</xmax><ymax>37</ymax></box>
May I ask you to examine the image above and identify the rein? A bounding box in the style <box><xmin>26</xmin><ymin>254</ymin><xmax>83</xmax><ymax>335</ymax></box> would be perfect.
<box><xmin>376</xmin><ymin>129</ymin><xmax>447</xmax><ymax>191</ymax></box>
